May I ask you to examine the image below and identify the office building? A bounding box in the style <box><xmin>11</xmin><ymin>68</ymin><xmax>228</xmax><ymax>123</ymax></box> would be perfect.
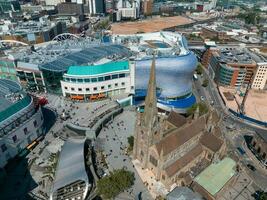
<box><xmin>88</xmin><ymin>0</ymin><xmax>105</xmax><ymax>15</ymax></box>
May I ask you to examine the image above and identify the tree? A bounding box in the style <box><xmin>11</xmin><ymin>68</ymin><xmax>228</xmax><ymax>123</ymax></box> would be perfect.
<box><xmin>196</xmin><ymin>63</ymin><xmax>203</xmax><ymax>75</ymax></box>
<box><xmin>186</xmin><ymin>103</ymin><xmax>208</xmax><ymax>117</ymax></box>
<box><xmin>97</xmin><ymin>169</ymin><xmax>135</xmax><ymax>199</ymax></box>
<box><xmin>202</xmin><ymin>79</ymin><xmax>209</xmax><ymax>87</ymax></box>
<box><xmin>259</xmin><ymin>192</ymin><xmax>267</xmax><ymax>200</ymax></box>
<box><xmin>127</xmin><ymin>136</ymin><xmax>134</xmax><ymax>151</ymax></box>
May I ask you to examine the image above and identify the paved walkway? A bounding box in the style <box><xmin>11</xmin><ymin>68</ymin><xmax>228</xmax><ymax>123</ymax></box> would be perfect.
<box><xmin>98</xmin><ymin>110</ymin><xmax>153</xmax><ymax>200</ymax></box>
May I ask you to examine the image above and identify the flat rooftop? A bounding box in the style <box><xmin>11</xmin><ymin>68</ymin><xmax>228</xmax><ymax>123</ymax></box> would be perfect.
<box><xmin>219</xmin><ymin>48</ymin><xmax>255</xmax><ymax>64</ymax></box>
<box><xmin>194</xmin><ymin>157</ymin><xmax>236</xmax><ymax>196</ymax></box>
<box><xmin>67</xmin><ymin>60</ymin><xmax>129</xmax><ymax>76</ymax></box>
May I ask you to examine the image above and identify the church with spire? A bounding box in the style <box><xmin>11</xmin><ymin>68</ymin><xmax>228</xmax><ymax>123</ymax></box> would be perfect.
<box><xmin>133</xmin><ymin>55</ymin><xmax>226</xmax><ymax>189</ymax></box>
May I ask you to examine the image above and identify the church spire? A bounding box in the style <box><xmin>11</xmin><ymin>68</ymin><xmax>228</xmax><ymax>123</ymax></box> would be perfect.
<box><xmin>143</xmin><ymin>55</ymin><xmax>158</xmax><ymax>128</ymax></box>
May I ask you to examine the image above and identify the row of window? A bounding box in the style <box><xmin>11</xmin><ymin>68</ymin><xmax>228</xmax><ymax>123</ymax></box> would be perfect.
<box><xmin>0</xmin><ymin>120</ymin><xmax>38</xmax><ymax>153</ymax></box>
<box><xmin>64</xmin><ymin>82</ymin><xmax>126</xmax><ymax>92</ymax></box>
<box><xmin>63</xmin><ymin>73</ymin><xmax>128</xmax><ymax>83</ymax></box>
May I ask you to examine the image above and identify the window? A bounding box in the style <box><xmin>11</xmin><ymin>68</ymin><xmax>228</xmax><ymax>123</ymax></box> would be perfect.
<box><xmin>91</xmin><ymin>78</ymin><xmax>97</xmax><ymax>82</ymax></box>
<box><xmin>162</xmin><ymin>175</ymin><xmax>165</xmax><ymax>180</ymax></box>
<box><xmin>94</xmin><ymin>87</ymin><xmax>97</xmax><ymax>91</ymax></box>
<box><xmin>105</xmin><ymin>75</ymin><xmax>111</xmax><ymax>81</ymax></box>
<box><xmin>98</xmin><ymin>77</ymin><xmax>104</xmax><ymax>82</ymax></box>
<box><xmin>71</xmin><ymin>88</ymin><xmax>75</xmax><ymax>91</ymax></box>
<box><xmin>33</xmin><ymin>120</ymin><xmax>37</xmax><ymax>128</ymax></box>
<box><xmin>12</xmin><ymin>135</ymin><xmax>17</xmax><ymax>143</ymax></box>
<box><xmin>78</xmin><ymin>88</ymin><xmax>82</xmax><ymax>91</ymax></box>
<box><xmin>149</xmin><ymin>155</ymin><xmax>158</xmax><ymax>167</ymax></box>
<box><xmin>115</xmin><ymin>83</ymin><xmax>118</xmax><ymax>87</ymax></box>
<box><xmin>108</xmin><ymin>84</ymin><xmax>112</xmax><ymax>89</ymax></box>
<box><xmin>119</xmin><ymin>73</ymin><xmax>125</xmax><ymax>78</ymax></box>
<box><xmin>70</xmin><ymin>78</ymin><xmax>76</xmax><ymax>82</ymax></box>
<box><xmin>64</xmin><ymin>86</ymin><xmax>68</xmax><ymax>90</ymax></box>
<box><xmin>101</xmin><ymin>86</ymin><xmax>105</xmax><ymax>90</ymax></box>
<box><xmin>24</xmin><ymin>127</ymin><xmax>28</xmax><ymax>134</ymax></box>
<box><xmin>112</xmin><ymin>74</ymin><xmax>118</xmax><ymax>79</ymax></box>
<box><xmin>77</xmin><ymin>79</ymin><xmax>83</xmax><ymax>83</ymax></box>
<box><xmin>1</xmin><ymin>144</ymin><xmax>7</xmax><ymax>152</ymax></box>
<box><xmin>121</xmin><ymin>82</ymin><xmax>125</xmax><ymax>86</ymax></box>
<box><xmin>86</xmin><ymin>88</ymin><xmax>90</xmax><ymax>91</ymax></box>
<box><xmin>84</xmin><ymin>79</ymin><xmax>90</xmax><ymax>83</ymax></box>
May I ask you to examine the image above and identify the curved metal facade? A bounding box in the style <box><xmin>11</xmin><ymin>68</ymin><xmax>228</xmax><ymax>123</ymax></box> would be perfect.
<box><xmin>135</xmin><ymin>52</ymin><xmax>197</xmax><ymax>98</ymax></box>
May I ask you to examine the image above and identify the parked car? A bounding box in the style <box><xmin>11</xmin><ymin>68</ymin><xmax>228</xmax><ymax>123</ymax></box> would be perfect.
<box><xmin>200</xmin><ymin>96</ymin><xmax>205</xmax><ymax>101</ymax></box>
<box><xmin>237</xmin><ymin>147</ymin><xmax>246</xmax><ymax>155</ymax></box>
<box><xmin>247</xmin><ymin>164</ymin><xmax>256</xmax><ymax>171</ymax></box>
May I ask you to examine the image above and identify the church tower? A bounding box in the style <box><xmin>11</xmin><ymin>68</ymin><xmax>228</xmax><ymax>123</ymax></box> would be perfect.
<box><xmin>133</xmin><ymin>55</ymin><xmax>160</xmax><ymax>168</ymax></box>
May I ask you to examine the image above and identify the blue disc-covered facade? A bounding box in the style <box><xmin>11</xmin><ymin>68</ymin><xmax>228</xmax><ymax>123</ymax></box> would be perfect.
<box><xmin>134</xmin><ymin>52</ymin><xmax>197</xmax><ymax>113</ymax></box>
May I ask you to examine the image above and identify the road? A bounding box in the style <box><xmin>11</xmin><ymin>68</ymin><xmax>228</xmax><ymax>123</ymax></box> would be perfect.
<box><xmin>193</xmin><ymin>67</ymin><xmax>267</xmax><ymax>191</ymax></box>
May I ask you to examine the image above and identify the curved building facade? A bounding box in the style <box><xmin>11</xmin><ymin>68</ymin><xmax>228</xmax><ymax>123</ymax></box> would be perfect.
<box><xmin>50</xmin><ymin>138</ymin><xmax>91</xmax><ymax>200</ymax></box>
<box><xmin>0</xmin><ymin>79</ymin><xmax>44</xmax><ymax>168</ymax></box>
<box><xmin>113</xmin><ymin>32</ymin><xmax>198</xmax><ymax>112</ymax></box>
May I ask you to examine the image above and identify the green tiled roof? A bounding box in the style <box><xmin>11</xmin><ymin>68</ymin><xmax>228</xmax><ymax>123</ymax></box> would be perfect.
<box><xmin>67</xmin><ymin>61</ymin><xmax>129</xmax><ymax>76</ymax></box>
<box><xmin>0</xmin><ymin>95</ymin><xmax>32</xmax><ymax>123</ymax></box>
<box><xmin>194</xmin><ymin>157</ymin><xmax>236</xmax><ymax>196</ymax></box>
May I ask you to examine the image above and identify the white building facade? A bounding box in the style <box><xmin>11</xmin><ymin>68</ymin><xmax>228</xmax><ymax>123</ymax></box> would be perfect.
<box><xmin>61</xmin><ymin>60</ymin><xmax>135</xmax><ymax>100</ymax></box>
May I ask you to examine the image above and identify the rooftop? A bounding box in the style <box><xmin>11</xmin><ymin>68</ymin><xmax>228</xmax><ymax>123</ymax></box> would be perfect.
<box><xmin>52</xmin><ymin>138</ymin><xmax>90</xmax><ymax>193</ymax></box>
<box><xmin>67</xmin><ymin>60</ymin><xmax>129</xmax><ymax>76</ymax></box>
<box><xmin>255</xmin><ymin>130</ymin><xmax>267</xmax><ymax>143</ymax></box>
<box><xmin>194</xmin><ymin>157</ymin><xmax>236</xmax><ymax>196</ymax></box>
<box><xmin>219</xmin><ymin>48</ymin><xmax>255</xmax><ymax>64</ymax></box>
<box><xmin>167</xmin><ymin>187</ymin><xmax>202</xmax><ymax>200</ymax></box>
<box><xmin>12</xmin><ymin>38</ymin><xmax>131</xmax><ymax>72</ymax></box>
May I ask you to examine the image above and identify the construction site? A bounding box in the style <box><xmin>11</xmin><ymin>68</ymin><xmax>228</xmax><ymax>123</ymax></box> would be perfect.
<box><xmin>111</xmin><ymin>16</ymin><xmax>193</xmax><ymax>34</ymax></box>
<box><xmin>219</xmin><ymin>87</ymin><xmax>267</xmax><ymax>122</ymax></box>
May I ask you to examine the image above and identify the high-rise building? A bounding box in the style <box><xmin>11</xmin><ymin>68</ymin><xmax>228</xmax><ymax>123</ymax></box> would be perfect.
<box><xmin>0</xmin><ymin>0</ymin><xmax>20</xmax><ymax>14</ymax></box>
<box><xmin>88</xmin><ymin>0</ymin><xmax>105</xmax><ymax>15</ymax></box>
<box><xmin>143</xmin><ymin>0</ymin><xmax>153</xmax><ymax>15</ymax></box>
<box><xmin>105</xmin><ymin>0</ymin><xmax>114</xmax><ymax>13</ymax></box>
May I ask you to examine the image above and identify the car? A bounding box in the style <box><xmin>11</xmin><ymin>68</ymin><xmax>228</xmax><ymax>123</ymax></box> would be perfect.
<box><xmin>200</xmin><ymin>96</ymin><xmax>205</xmax><ymax>101</ymax></box>
<box><xmin>237</xmin><ymin>147</ymin><xmax>246</xmax><ymax>155</ymax></box>
<box><xmin>247</xmin><ymin>164</ymin><xmax>256</xmax><ymax>171</ymax></box>
<box><xmin>210</xmin><ymin>100</ymin><xmax>214</xmax><ymax>105</ymax></box>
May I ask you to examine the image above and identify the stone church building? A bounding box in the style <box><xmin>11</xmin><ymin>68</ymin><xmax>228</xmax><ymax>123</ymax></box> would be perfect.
<box><xmin>133</xmin><ymin>57</ymin><xmax>226</xmax><ymax>189</ymax></box>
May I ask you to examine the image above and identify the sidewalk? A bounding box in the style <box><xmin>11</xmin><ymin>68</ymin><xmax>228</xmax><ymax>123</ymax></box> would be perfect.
<box><xmin>132</xmin><ymin>159</ymin><xmax>168</xmax><ymax>199</ymax></box>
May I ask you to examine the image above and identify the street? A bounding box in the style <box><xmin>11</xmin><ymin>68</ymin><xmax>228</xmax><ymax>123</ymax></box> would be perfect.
<box><xmin>193</xmin><ymin>65</ymin><xmax>267</xmax><ymax>192</ymax></box>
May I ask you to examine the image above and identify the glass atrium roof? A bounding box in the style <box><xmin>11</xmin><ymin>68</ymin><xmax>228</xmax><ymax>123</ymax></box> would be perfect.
<box><xmin>39</xmin><ymin>44</ymin><xmax>131</xmax><ymax>72</ymax></box>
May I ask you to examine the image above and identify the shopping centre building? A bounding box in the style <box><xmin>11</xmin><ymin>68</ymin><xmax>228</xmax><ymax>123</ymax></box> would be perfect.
<box><xmin>0</xmin><ymin>79</ymin><xmax>44</xmax><ymax>168</ymax></box>
<box><xmin>61</xmin><ymin>60</ymin><xmax>135</xmax><ymax>101</ymax></box>
<box><xmin>4</xmin><ymin>31</ymin><xmax>198</xmax><ymax>112</ymax></box>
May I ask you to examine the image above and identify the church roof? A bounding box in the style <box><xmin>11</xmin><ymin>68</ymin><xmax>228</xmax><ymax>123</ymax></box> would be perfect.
<box><xmin>165</xmin><ymin>144</ymin><xmax>203</xmax><ymax>177</ymax></box>
<box><xmin>167</xmin><ymin>111</ymin><xmax>187</xmax><ymax>128</ymax></box>
<box><xmin>155</xmin><ymin>116</ymin><xmax>206</xmax><ymax>156</ymax></box>
<box><xmin>200</xmin><ymin>133</ymin><xmax>223</xmax><ymax>152</ymax></box>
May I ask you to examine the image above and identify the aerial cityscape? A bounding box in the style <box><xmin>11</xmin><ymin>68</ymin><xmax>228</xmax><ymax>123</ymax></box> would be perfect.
<box><xmin>0</xmin><ymin>0</ymin><xmax>266</xmax><ymax>200</ymax></box>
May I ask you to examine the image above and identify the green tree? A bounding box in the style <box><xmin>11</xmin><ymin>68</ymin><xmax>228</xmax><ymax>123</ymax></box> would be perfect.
<box><xmin>259</xmin><ymin>192</ymin><xmax>267</xmax><ymax>200</ymax></box>
<box><xmin>97</xmin><ymin>169</ymin><xmax>135</xmax><ymax>199</ymax></box>
<box><xmin>186</xmin><ymin>103</ymin><xmax>208</xmax><ymax>117</ymax></box>
<box><xmin>127</xmin><ymin>136</ymin><xmax>134</xmax><ymax>151</ymax></box>
<box><xmin>196</xmin><ymin>63</ymin><xmax>203</xmax><ymax>75</ymax></box>
<box><xmin>202</xmin><ymin>79</ymin><xmax>209</xmax><ymax>87</ymax></box>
